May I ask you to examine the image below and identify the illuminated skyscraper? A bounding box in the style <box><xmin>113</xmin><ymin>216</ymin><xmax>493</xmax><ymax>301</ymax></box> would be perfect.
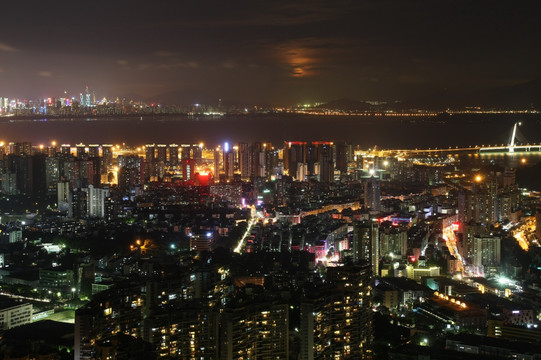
<box><xmin>301</xmin><ymin>264</ymin><xmax>373</xmax><ymax>359</ymax></box>
<box><xmin>145</xmin><ymin>144</ymin><xmax>156</xmax><ymax>181</ymax></box>
<box><xmin>213</xmin><ymin>147</ymin><xmax>221</xmax><ymax>178</ymax></box>
<box><xmin>61</xmin><ymin>144</ymin><xmax>71</xmax><ymax>156</ymax></box>
<box><xmin>101</xmin><ymin>144</ymin><xmax>113</xmax><ymax>175</ymax></box>
<box><xmin>57</xmin><ymin>181</ymin><xmax>72</xmax><ymax>216</ymax></box>
<box><xmin>145</xmin><ymin>144</ymin><xmax>155</xmax><ymax>162</ymax></box>
<box><xmin>379</xmin><ymin>222</ymin><xmax>408</xmax><ymax>257</ymax></box>
<box><xmin>87</xmin><ymin>144</ymin><xmax>100</xmax><ymax>158</ymax></box>
<box><xmin>2</xmin><ymin>172</ymin><xmax>17</xmax><ymax>195</ymax></box>
<box><xmin>537</xmin><ymin>209</ymin><xmax>541</xmax><ymax>244</ymax></box>
<box><xmin>182</xmin><ymin>158</ymin><xmax>195</xmax><ymax>181</ymax></box>
<box><xmin>144</xmin><ymin>307</ymin><xmax>219</xmax><ymax>359</ymax></box>
<box><xmin>472</xmin><ymin>235</ymin><xmax>501</xmax><ymax>276</ymax></box>
<box><xmin>11</xmin><ymin>142</ymin><xmax>32</xmax><ymax>156</ymax></box>
<box><xmin>223</xmin><ymin>142</ymin><xmax>234</xmax><ymax>179</ymax></box>
<box><xmin>117</xmin><ymin>155</ymin><xmax>144</xmax><ymax>193</ymax></box>
<box><xmin>101</xmin><ymin>145</ymin><xmax>113</xmax><ymax>162</ymax></box>
<box><xmin>284</xmin><ymin>141</ymin><xmax>307</xmax><ymax>177</ymax></box>
<box><xmin>82</xmin><ymin>185</ymin><xmax>110</xmax><ymax>218</ymax></box>
<box><xmin>76</xmin><ymin>144</ymin><xmax>86</xmax><ymax>159</ymax></box>
<box><xmin>336</xmin><ymin>142</ymin><xmax>352</xmax><ymax>174</ymax></box>
<box><xmin>296</xmin><ymin>162</ymin><xmax>308</xmax><ymax>181</ymax></box>
<box><xmin>5</xmin><ymin>154</ymin><xmax>33</xmax><ymax>195</ymax></box>
<box><xmin>471</xmin><ymin>176</ymin><xmax>498</xmax><ymax>225</ymax></box>
<box><xmin>364</xmin><ymin>177</ymin><xmax>381</xmax><ymax>211</ymax></box>
<box><xmin>169</xmin><ymin>144</ymin><xmax>179</xmax><ymax>166</ymax></box>
<box><xmin>353</xmin><ymin>221</ymin><xmax>379</xmax><ymax>276</ymax></box>
<box><xmin>239</xmin><ymin>143</ymin><xmax>251</xmax><ymax>179</ymax></box>
<box><xmin>192</xmin><ymin>144</ymin><xmax>203</xmax><ymax>164</ymax></box>
<box><xmin>307</xmin><ymin>141</ymin><xmax>334</xmax><ymax>182</ymax></box>
<box><xmin>156</xmin><ymin>144</ymin><xmax>167</xmax><ymax>164</ymax></box>
<box><xmin>221</xmin><ymin>302</ymin><xmax>289</xmax><ymax>359</ymax></box>
<box><xmin>181</xmin><ymin>144</ymin><xmax>191</xmax><ymax>160</ymax></box>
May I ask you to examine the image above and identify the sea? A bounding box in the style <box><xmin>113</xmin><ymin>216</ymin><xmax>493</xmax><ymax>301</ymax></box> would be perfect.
<box><xmin>2</xmin><ymin>113</ymin><xmax>541</xmax><ymax>188</ymax></box>
<box><xmin>1</xmin><ymin>113</ymin><xmax>540</xmax><ymax>148</ymax></box>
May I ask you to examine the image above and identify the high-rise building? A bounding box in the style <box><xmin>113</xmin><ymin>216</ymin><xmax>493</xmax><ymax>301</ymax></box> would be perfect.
<box><xmin>296</xmin><ymin>162</ymin><xmax>308</xmax><ymax>181</ymax></box>
<box><xmin>169</xmin><ymin>144</ymin><xmax>179</xmax><ymax>166</ymax></box>
<box><xmin>31</xmin><ymin>153</ymin><xmax>47</xmax><ymax>195</ymax></box>
<box><xmin>71</xmin><ymin>189</ymin><xmax>88</xmax><ymax>219</ymax></box>
<box><xmin>213</xmin><ymin>147</ymin><xmax>221</xmax><ymax>178</ymax></box>
<box><xmin>379</xmin><ymin>222</ymin><xmax>408</xmax><ymax>257</ymax></box>
<box><xmin>472</xmin><ymin>235</ymin><xmax>501</xmax><ymax>276</ymax></box>
<box><xmin>320</xmin><ymin>147</ymin><xmax>334</xmax><ymax>182</ymax></box>
<box><xmin>11</xmin><ymin>142</ymin><xmax>32</xmax><ymax>156</ymax></box>
<box><xmin>1</xmin><ymin>172</ymin><xmax>17</xmax><ymax>195</ymax></box>
<box><xmin>239</xmin><ymin>143</ymin><xmax>252</xmax><ymax>179</ymax></box>
<box><xmin>145</xmin><ymin>144</ymin><xmax>156</xmax><ymax>181</ymax></box>
<box><xmin>364</xmin><ymin>177</ymin><xmax>381</xmax><ymax>211</ymax></box>
<box><xmin>471</xmin><ymin>176</ymin><xmax>498</xmax><ymax>225</ymax></box>
<box><xmin>221</xmin><ymin>302</ymin><xmax>289</xmax><ymax>359</ymax></box>
<box><xmin>57</xmin><ymin>181</ymin><xmax>72</xmax><ymax>216</ymax></box>
<box><xmin>76</xmin><ymin>144</ymin><xmax>86</xmax><ymax>159</ymax></box>
<box><xmin>353</xmin><ymin>221</ymin><xmax>379</xmax><ymax>276</ymax></box>
<box><xmin>192</xmin><ymin>144</ymin><xmax>203</xmax><ymax>164</ymax></box>
<box><xmin>145</xmin><ymin>143</ymin><xmax>155</xmax><ymax>161</ymax></box>
<box><xmin>252</xmin><ymin>142</ymin><xmax>270</xmax><ymax>178</ymax></box>
<box><xmin>117</xmin><ymin>155</ymin><xmax>144</xmax><ymax>193</ymax></box>
<box><xmin>309</xmin><ymin>141</ymin><xmax>334</xmax><ymax>182</ymax></box>
<box><xmin>181</xmin><ymin>144</ymin><xmax>191</xmax><ymax>160</ymax></box>
<box><xmin>457</xmin><ymin>191</ymin><xmax>472</xmax><ymax>229</ymax></box>
<box><xmin>182</xmin><ymin>158</ymin><xmax>195</xmax><ymax>181</ymax></box>
<box><xmin>143</xmin><ymin>306</ymin><xmax>219</xmax><ymax>359</ymax></box>
<box><xmin>156</xmin><ymin>144</ymin><xmax>167</xmax><ymax>164</ymax></box>
<box><xmin>5</xmin><ymin>154</ymin><xmax>33</xmax><ymax>195</ymax></box>
<box><xmin>537</xmin><ymin>209</ymin><xmax>541</xmax><ymax>245</ymax></box>
<box><xmin>502</xmin><ymin>168</ymin><xmax>516</xmax><ymax>188</ymax></box>
<box><xmin>498</xmin><ymin>187</ymin><xmax>521</xmax><ymax>222</ymax></box>
<box><xmin>336</xmin><ymin>142</ymin><xmax>352</xmax><ymax>174</ymax></box>
<box><xmin>284</xmin><ymin>141</ymin><xmax>307</xmax><ymax>176</ymax></box>
<box><xmin>74</xmin><ymin>285</ymin><xmax>144</xmax><ymax>360</ymax></box>
<box><xmin>78</xmin><ymin>160</ymin><xmax>95</xmax><ymax>186</ymax></box>
<box><xmin>224</xmin><ymin>151</ymin><xmax>234</xmax><ymax>179</ymax></box>
<box><xmin>301</xmin><ymin>264</ymin><xmax>373</xmax><ymax>360</ymax></box>
<box><xmin>101</xmin><ymin>144</ymin><xmax>114</xmax><ymax>174</ymax></box>
<box><xmin>61</xmin><ymin>144</ymin><xmax>71</xmax><ymax>156</ymax></box>
<box><xmin>265</xmin><ymin>147</ymin><xmax>279</xmax><ymax>178</ymax></box>
<box><xmin>82</xmin><ymin>185</ymin><xmax>110</xmax><ymax>218</ymax></box>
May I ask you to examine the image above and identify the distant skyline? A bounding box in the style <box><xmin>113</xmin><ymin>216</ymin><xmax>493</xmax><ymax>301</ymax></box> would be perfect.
<box><xmin>1</xmin><ymin>1</ymin><xmax>540</xmax><ymax>105</ymax></box>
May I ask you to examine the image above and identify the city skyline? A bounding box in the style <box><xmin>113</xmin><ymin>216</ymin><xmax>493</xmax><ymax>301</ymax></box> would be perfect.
<box><xmin>2</xmin><ymin>2</ymin><xmax>541</xmax><ymax>359</ymax></box>
<box><xmin>1</xmin><ymin>1</ymin><xmax>540</xmax><ymax>105</ymax></box>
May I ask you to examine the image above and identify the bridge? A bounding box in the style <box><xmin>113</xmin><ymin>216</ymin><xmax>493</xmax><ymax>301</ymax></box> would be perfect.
<box><xmin>383</xmin><ymin>122</ymin><xmax>541</xmax><ymax>156</ymax></box>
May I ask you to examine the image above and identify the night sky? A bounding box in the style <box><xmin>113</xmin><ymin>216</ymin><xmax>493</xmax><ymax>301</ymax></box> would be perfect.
<box><xmin>0</xmin><ymin>1</ymin><xmax>540</xmax><ymax>105</ymax></box>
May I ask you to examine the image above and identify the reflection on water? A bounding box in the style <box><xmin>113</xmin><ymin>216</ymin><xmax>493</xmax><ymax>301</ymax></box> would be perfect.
<box><xmin>1</xmin><ymin>114</ymin><xmax>541</xmax><ymax>148</ymax></box>
<box><xmin>463</xmin><ymin>152</ymin><xmax>541</xmax><ymax>168</ymax></box>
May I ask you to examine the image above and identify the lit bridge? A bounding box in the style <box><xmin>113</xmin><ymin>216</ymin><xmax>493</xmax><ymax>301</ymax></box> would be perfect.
<box><xmin>383</xmin><ymin>122</ymin><xmax>541</xmax><ymax>156</ymax></box>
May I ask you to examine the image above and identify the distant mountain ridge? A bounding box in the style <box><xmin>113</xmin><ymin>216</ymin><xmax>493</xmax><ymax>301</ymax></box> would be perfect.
<box><xmin>318</xmin><ymin>78</ymin><xmax>541</xmax><ymax>111</ymax></box>
<box><xmin>117</xmin><ymin>78</ymin><xmax>541</xmax><ymax>110</ymax></box>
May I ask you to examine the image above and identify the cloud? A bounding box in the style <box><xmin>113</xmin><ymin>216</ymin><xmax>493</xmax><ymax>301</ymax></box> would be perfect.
<box><xmin>154</xmin><ymin>51</ymin><xmax>174</xmax><ymax>57</ymax></box>
<box><xmin>397</xmin><ymin>74</ymin><xmax>429</xmax><ymax>84</ymax></box>
<box><xmin>273</xmin><ymin>37</ymin><xmax>351</xmax><ymax>78</ymax></box>
<box><xmin>222</xmin><ymin>61</ymin><xmax>236</xmax><ymax>69</ymax></box>
<box><xmin>38</xmin><ymin>71</ymin><xmax>53</xmax><ymax>77</ymax></box>
<box><xmin>117</xmin><ymin>59</ymin><xmax>128</xmax><ymax>65</ymax></box>
<box><xmin>137</xmin><ymin>60</ymin><xmax>199</xmax><ymax>71</ymax></box>
<box><xmin>147</xmin><ymin>1</ymin><xmax>368</xmax><ymax>30</ymax></box>
<box><xmin>0</xmin><ymin>42</ymin><xmax>18</xmax><ymax>52</ymax></box>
